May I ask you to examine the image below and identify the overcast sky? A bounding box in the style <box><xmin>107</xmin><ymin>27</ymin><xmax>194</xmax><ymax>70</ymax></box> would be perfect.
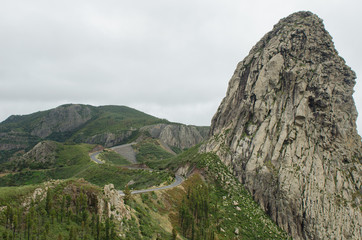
<box><xmin>0</xmin><ymin>0</ymin><xmax>361</xmax><ymax>136</ymax></box>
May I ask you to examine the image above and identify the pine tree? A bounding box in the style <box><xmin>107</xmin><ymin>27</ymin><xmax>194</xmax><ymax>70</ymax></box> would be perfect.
<box><xmin>96</xmin><ymin>215</ymin><xmax>100</xmax><ymax>240</ymax></box>
<box><xmin>105</xmin><ymin>218</ymin><xmax>110</xmax><ymax>240</ymax></box>
<box><xmin>66</xmin><ymin>195</ymin><xmax>72</xmax><ymax>211</ymax></box>
<box><xmin>91</xmin><ymin>213</ymin><xmax>96</xmax><ymax>236</ymax></box>
<box><xmin>172</xmin><ymin>228</ymin><xmax>177</xmax><ymax>240</ymax></box>
<box><xmin>61</xmin><ymin>195</ymin><xmax>66</xmax><ymax>223</ymax></box>
<box><xmin>45</xmin><ymin>190</ymin><xmax>53</xmax><ymax>215</ymax></box>
<box><xmin>123</xmin><ymin>185</ymin><xmax>132</xmax><ymax>204</ymax></box>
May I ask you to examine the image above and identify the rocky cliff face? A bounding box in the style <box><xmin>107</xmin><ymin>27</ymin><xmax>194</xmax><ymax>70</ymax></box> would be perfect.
<box><xmin>31</xmin><ymin>104</ymin><xmax>93</xmax><ymax>138</ymax></box>
<box><xmin>84</xmin><ymin>131</ymin><xmax>135</xmax><ymax>147</ymax></box>
<box><xmin>0</xmin><ymin>104</ymin><xmax>94</xmax><ymax>151</ymax></box>
<box><xmin>201</xmin><ymin>11</ymin><xmax>362</xmax><ymax>240</ymax></box>
<box><xmin>100</xmin><ymin>184</ymin><xmax>131</xmax><ymax>221</ymax></box>
<box><xmin>141</xmin><ymin>124</ymin><xmax>208</xmax><ymax>149</ymax></box>
<box><xmin>22</xmin><ymin>141</ymin><xmax>57</xmax><ymax>164</ymax></box>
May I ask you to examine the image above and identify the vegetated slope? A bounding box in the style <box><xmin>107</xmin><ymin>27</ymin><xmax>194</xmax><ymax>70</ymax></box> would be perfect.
<box><xmin>0</xmin><ymin>179</ymin><xmax>132</xmax><ymax>239</ymax></box>
<box><xmin>133</xmin><ymin>138</ymin><xmax>175</xmax><ymax>164</ymax></box>
<box><xmin>0</xmin><ymin>104</ymin><xmax>209</xmax><ymax>164</ymax></box>
<box><xmin>69</xmin><ymin>105</ymin><xmax>170</xmax><ymax>146</ymax></box>
<box><xmin>0</xmin><ymin>146</ymin><xmax>289</xmax><ymax>239</ymax></box>
<box><xmin>161</xmin><ymin>145</ymin><xmax>288</xmax><ymax>239</ymax></box>
<box><xmin>0</xmin><ymin>104</ymin><xmax>165</xmax><ymax>151</ymax></box>
<box><xmin>202</xmin><ymin>11</ymin><xmax>362</xmax><ymax>240</ymax></box>
<box><xmin>98</xmin><ymin>150</ymin><xmax>131</xmax><ymax>166</ymax></box>
<box><xmin>0</xmin><ymin>141</ymin><xmax>172</xmax><ymax>191</ymax></box>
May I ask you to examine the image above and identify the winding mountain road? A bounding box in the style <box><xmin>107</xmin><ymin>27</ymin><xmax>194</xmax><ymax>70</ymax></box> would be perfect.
<box><xmin>118</xmin><ymin>175</ymin><xmax>184</xmax><ymax>196</ymax></box>
<box><xmin>89</xmin><ymin>145</ymin><xmax>184</xmax><ymax>196</ymax></box>
<box><xmin>90</xmin><ymin>151</ymin><xmax>104</xmax><ymax>164</ymax></box>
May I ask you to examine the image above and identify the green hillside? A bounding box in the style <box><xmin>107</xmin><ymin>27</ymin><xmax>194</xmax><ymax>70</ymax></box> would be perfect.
<box><xmin>0</xmin><ymin>104</ymin><xmax>289</xmax><ymax>239</ymax></box>
<box><xmin>0</xmin><ymin>104</ymin><xmax>169</xmax><ymax>163</ymax></box>
<box><xmin>0</xmin><ymin>104</ymin><xmax>167</xmax><ymax>143</ymax></box>
<box><xmin>0</xmin><ymin>145</ymin><xmax>289</xmax><ymax>239</ymax></box>
<box><xmin>0</xmin><ymin>141</ymin><xmax>172</xmax><ymax>191</ymax></box>
<box><xmin>69</xmin><ymin>105</ymin><xmax>169</xmax><ymax>143</ymax></box>
<box><xmin>133</xmin><ymin>138</ymin><xmax>175</xmax><ymax>164</ymax></box>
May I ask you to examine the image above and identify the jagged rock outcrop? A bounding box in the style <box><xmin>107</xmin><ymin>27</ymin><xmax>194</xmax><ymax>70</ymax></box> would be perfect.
<box><xmin>84</xmin><ymin>131</ymin><xmax>135</xmax><ymax>147</ymax></box>
<box><xmin>101</xmin><ymin>184</ymin><xmax>131</xmax><ymax>221</ymax></box>
<box><xmin>8</xmin><ymin>141</ymin><xmax>58</xmax><ymax>169</ymax></box>
<box><xmin>22</xmin><ymin>141</ymin><xmax>57</xmax><ymax>163</ymax></box>
<box><xmin>141</xmin><ymin>124</ymin><xmax>208</xmax><ymax>149</ymax></box>
<box><xmin>30</xmin><ymin>104</ymin><xmax>93</xmax><ymax>138</ymax></box>
<box><xmin>202</xmin><ymin>11</ymin><xmax>362</xmax><ymax>240</ymax></box>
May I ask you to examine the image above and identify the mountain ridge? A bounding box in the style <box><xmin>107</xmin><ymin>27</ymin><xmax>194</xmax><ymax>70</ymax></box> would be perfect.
<box><xmin>0</xmin><ymin>104</ymin><xmax>209</xmax><ymax>163</ymax></box>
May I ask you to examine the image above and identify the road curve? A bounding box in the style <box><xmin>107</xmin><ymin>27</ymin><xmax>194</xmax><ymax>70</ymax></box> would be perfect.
<box><xmin>89</xmin><ymin>147</ymin><xmax>184</xmax><ymax>196</ymax></box>
<box><xmin>118</xmin><ymin>175</ymin><xmax>184</xmax><ymax>196</ymax></box>
<box><xmin>90</xmin><ymin>151</ymin><xmax>104</xmax><ymax>164</ymax></box>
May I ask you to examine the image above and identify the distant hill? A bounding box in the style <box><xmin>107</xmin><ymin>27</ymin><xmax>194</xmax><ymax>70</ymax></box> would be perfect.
<box><xmin>0</xmin><ymin>104</ymin><xmax>209</xmax><ymax>163</ymax></box>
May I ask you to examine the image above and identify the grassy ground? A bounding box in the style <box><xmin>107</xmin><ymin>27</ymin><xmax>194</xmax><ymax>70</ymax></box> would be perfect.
<box><xmin>165</xmin><ymin>146</ymin><xmax>290</xmax><ymax>239</ymax></box>
<box><xmin>0</xmin><ymin>184</ymin><xmax>39</xmax><ymax>206</ymax></box>
<box><xmin>98</xmin><ymin>150</ymin><xmax>130</xmax><ymax>166</ymax></box>
<box><xmin>133</xmin><ymin>138</ymin><xmax>174</xmax><ymax>164</ymax></box>
<box><xmin>69</xmin><ymin>106</ymin><xmax>169</xmax><ymax>142</ymax></box>
<box><xmin>0</xmin><ymin>141</ymin><xmax>173</xmax><ymax>191</ymax></box>
<box><xmin>0</xmin><ymin>142</ymin><xmax>290</xmax><ymax>239</ymax></box>
<box><xmin>76</xmin><ymin>164</ymin><xmax>172</xmax><ymax>190</ymax></box>
<box><xmin>54</xmin><ymin>143</ymin><xmax>94</xmax><ymax>167</ymax></box>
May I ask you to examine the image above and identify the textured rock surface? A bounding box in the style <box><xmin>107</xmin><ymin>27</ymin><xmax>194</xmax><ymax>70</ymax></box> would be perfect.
<box><xmin>31</xmin><ymin>104</ymin><xmax>93</xmax><ymax>138</ymax></box>
<box><xmin>101</xmin><ymin>184</ymin><xmax>131</xmax><ymax>221</ymax></box>
<box><xmin>8</xmin><ymin>141</ymin><xmax>58</xmax><ymax>169</ymax></box>
<box><xmin>201</xmin><ymin>11</ymin><xmax>362</xmax><ymax>240</ymax></box>
<box><xmin>22</xmin><ymin>141</ymin><xmax>57</xmax><ymax>163</ymax></box>
<box><xmin>0</xmin><ymin>132</ymin><xmax>39</xmax><ymax>151</ymax></box>
<box><xmin>84</xmin><ymin>131</ymin><xmax>135</xmax><ymax>147</ymax></box>
<box><xmin>141</xmin><ymin>124</ymin><xmax>208</xmax><ymax>149</ymax></box>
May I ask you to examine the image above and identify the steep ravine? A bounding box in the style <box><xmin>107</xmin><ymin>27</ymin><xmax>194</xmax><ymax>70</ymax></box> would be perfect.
<box><xmin>202</xmin><ymin>11</ymin><xmax>362</xmax><ymax>240</ymax></box>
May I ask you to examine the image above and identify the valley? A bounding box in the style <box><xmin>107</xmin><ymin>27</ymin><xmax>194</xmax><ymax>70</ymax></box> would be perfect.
<box><xmin>0</xmin><ymin>104</ymin><xmax>288</xmax><ymax>239</ymax></box>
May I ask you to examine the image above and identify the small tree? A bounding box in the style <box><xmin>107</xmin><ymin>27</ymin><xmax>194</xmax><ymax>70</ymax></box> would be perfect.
<box><xmin>123</xmin><ymin>185</ymin><xmax>132</xmax><ymax>204</ymax></box>
<box><xmin>172</xmin><ymin>228</ymin><xmax>177</xmax><ymax>240</ymax></box>
<box><xmin>45</xmin><ymin>190</ymin><xmax>53</xmax><ymax>215</ymax></box>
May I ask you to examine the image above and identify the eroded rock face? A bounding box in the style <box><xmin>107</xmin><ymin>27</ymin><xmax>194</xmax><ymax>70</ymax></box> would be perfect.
<box><xmin>100</xmin><ymin>184</ymin><xmax>131</xmax><ymax>221</ymax></box>
<box><xmin>201</xmin><ymin>11</ymin><xmax>362</xmax><ymax>240</ymax></box>
<box><xmin>141</xmin><ymin>124</ymin><xmax>208</xmax><ymax>149</ymax></box>
<box><xmin>31</xmin><ymin>104</ymin><xmax>93</xmax><ymax>138</ymax></box>
<box><xmin>84</xmin><ymin>131</ymin><xmax>134</xmax><ymax>147</ymax></box>
<box><xmin>23</xmin><ymin>141</ymin><xmax>57</xmax><ymax>163</ymax></box>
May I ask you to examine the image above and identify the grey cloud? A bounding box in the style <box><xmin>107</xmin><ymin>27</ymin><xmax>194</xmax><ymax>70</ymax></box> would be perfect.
<box><xmin>0</xmin><ymin>0</ymin><xmax>361</xmax><ymax>135</ymax></box>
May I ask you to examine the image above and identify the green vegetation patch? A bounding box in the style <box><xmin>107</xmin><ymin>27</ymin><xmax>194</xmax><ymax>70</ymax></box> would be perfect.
<box><xmin>0</xmin><ymin>164</ymin><xmax>172</xmax><ymax>192</ymax></box>
<box><xmin>162</xmin><ymin>146</ymin><xmax>290</xmax><ymax>239</ymax></box>
<box><xmin>77</xmin><ymin>164</ymin><xmax>172</xmax><ymax>190</ymax></box>
<box><xmin>55</xmin><ymin>143</ymin><xmax>95</xmax><ymax>167</ymax></box>
<box><xmin>0</xmin><ymin>184</ymin><xmax>39</xmax><ymax>206</ymax></box>
<box><xmin>0</xmin><ymin>179</ymin><xmax>124</xmax><ymax>240</ymax></box>
<box><xmin>70</xmin><ymin>105</ymin><xmax>169</xmax><ymax>142</ymax></box>
<box><xmin>133</xmin><ymin>138</ymin><xmax>174</xmax><ymax>164</ymax></box>
<box><xmin>98</xmin><ymin>150</ymin><xmax>130</xmax><ymax>166</ymax></box>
